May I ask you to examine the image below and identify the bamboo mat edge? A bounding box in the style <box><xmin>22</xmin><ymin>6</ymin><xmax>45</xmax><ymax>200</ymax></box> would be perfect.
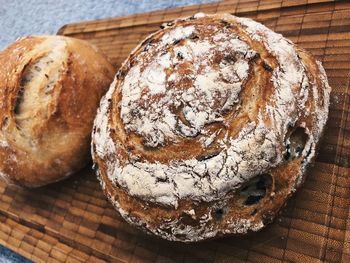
<box><xmin>57</xmin><ymin>0</ymin><xmax>337</xmax><ymax>36</ymax></box>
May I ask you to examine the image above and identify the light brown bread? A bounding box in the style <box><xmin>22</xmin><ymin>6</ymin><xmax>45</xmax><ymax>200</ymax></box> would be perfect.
<box><xmin>0</xmin><ymin>35</ymin><xmax>115</xmax><ymax>187</ymax></box>
<box><xmin>92</xmin><ymin>13</ymin><xmax>331</xmax><ymax>242</ymax></box>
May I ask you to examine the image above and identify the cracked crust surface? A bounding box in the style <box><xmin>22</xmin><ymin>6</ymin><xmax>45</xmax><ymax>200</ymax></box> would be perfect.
<box><xmin>0</xmin><ymin>35</ymin><xmax>115</xmax><ymax>187</ymax></box>
<box><xmin>91</xmin><ymin>13</ymin><xmax>331</xmax><ymax>242</ymax></box>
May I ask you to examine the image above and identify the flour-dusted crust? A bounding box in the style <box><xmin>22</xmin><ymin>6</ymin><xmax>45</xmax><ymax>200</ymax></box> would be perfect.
<box><xmin>0</xmin><ymin>35</ymin><xmax>115</xmax><ymax>187</ymax></box>
<box><xmin>92</xmin><ymin>13</ymin><xmax>331</xmax><ymax>242</ymax></box>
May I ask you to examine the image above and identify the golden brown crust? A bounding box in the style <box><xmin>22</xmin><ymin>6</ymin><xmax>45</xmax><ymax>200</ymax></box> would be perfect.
<box><xmin>0</xmin><ymin>35</ymin><xmax>115</xmax><ymax>187</ymax></box>
<box><xmin>92</xmin><ymin>13</ymin><xmax>331</xmax><ymax>242</ymax></box>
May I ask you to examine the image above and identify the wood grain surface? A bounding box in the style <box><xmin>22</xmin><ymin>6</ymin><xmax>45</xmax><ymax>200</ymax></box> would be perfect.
<box><xmin>1</xmin><ymin>0</ymin><xmax>349</xmax><ymax>262</ymax></box>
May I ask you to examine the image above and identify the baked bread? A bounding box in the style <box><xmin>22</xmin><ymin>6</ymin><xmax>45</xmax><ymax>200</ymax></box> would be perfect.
<box><xmin>0</xmin><ymin>35</ymin><xmax>115</xmax><ymax>187</ymax></box>
<box><xmin>91</xmin><ymin>13</ymin><xmax>331</xmax><ymax>242</ymax></box>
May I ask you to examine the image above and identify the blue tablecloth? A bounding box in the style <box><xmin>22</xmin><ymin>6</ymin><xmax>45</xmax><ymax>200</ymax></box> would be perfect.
<box><xmin>0</xmin><ymin>245</ymin><xmax>32</xmax><ymax>263</ymax></box>
<box><xmin>0</xmin><ymin>0</ymin><xmax>218</xmax><ymax>50</ymax></box>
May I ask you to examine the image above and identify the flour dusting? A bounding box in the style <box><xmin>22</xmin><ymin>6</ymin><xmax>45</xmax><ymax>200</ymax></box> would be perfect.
<box><xmin>92</xmin><ymin>13</ymin><xmax>331</xmax><ymax>242</ymax></box>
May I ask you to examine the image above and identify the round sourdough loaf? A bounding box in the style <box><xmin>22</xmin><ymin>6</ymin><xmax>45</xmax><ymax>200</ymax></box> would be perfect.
<box><xmin>0</xmin><ymin>35</ymin><xmax>115</xmax><ymax>187</ymax></box>
<box><xmin>92</xmin><ymin>13</ymin><xmax>331</xmax><ymax>242</ymax></box>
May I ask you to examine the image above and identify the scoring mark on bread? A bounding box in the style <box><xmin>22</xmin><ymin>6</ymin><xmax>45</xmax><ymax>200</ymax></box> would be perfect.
<box><xmin>196</xmin><ymin>151</ymin><xmax>220</xmax><ymax>161</ymax></box>
<box><xmin>284</xmin><ymin>127</ymin><xmax>308</xmax><ymax>161</ymax></box>
<box><xmin>14</xmin><ymin>39</ymin><xmax>67</xmax><ymax>135</ymax></box>
<box><xmin>14</xmin><ymin>85</ymin><xmax>26</xmax><ymax>116</ymax></box>
<box><xmin>262</xmin><ymin>61</ymin><xmax>273</xmax><ymax>72</ymax></box>
<box><xmin>1</xmin><ymin>117</ymin><xmax>9</xmax><ymax>130</ymax></box>
<box><xmin>237</xmin><ymin>173</ymin><xmax>272</xmax><ymax>206</ymax></box>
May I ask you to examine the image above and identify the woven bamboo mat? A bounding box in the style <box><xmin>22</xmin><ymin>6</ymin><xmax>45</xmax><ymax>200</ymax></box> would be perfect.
<box><xmin>0</xmin><ymin>0</ymin><xmax>349</xmax><ymax>262</ymax></box>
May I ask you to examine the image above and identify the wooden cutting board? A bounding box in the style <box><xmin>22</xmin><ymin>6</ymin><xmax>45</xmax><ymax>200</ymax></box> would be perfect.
<box><xmin>1</xmin><ymin>0</ymin><xmax>349</xmax><ymax>262</ymax></box>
